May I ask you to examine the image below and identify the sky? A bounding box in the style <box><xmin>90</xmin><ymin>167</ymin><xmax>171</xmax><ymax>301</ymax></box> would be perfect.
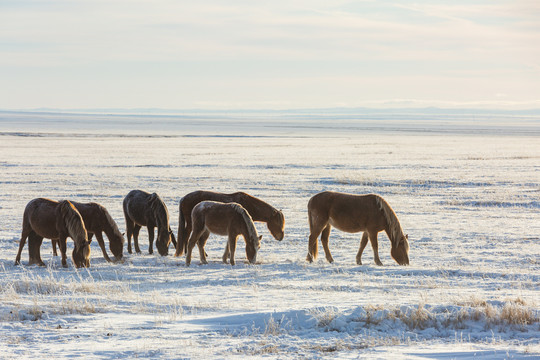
<box><xmin>1</xmin><ymin>0</ymin><xmax>539</xmax><ymax>111</ymax></box>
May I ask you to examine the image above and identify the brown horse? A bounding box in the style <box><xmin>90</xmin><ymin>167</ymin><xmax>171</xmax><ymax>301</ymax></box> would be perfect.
<box><xmin>306</xmin><ymin>191</ymin><xmax>409</xmax><ymax>265</ymax></box>
<box><xmin>184</xmin><ymin>201</ymin><xmax>262</xmax><ymax>266</ymax></box>
<box><xmin>123</xmin><ymin>190</ymin><xmax>176</xmax><ymax>256</ymax></box>
<box><xmin>14</xmin><ymin>198</ymin><xmax>91</xmax><ymax>268</ymax></box>
<box><xmin>175</xmin><ymin>190</ymin><xmax>284</xmax><ymax>256</ymax></box>
<box><xmin>50</xmin><ymin>201</ymin><xmax>124</xmax><ymax>262</ymax></box>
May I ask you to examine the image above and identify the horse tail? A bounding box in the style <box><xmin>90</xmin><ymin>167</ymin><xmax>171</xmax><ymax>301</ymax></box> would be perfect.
<box><xmin>307</xmin><ymin>196</ymin><xmax>318</xmax><ymax>260</ymax></box>
<box><xmin>58</xmin><ymin>200</ymin><xmax>88</xmax><ymax>246</ymax></box>
<box><xmin>375</xmin><ymin>196</ymin><xmax>404</xmax><ymax>249</ymax></box>
<box><xmin>177</xmin><ymin>197</ymin><xmax>186</xmax><ymax>255</ymax></box>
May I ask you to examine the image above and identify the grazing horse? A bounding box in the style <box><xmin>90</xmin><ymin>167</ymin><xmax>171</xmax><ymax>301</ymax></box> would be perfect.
<box><xmin>123</xmin><ymin>190</ymin><xmax>176</xmax><ymax>256</ymax></box>
<box><xmin>185</xmin><ymin>201</ymin><xmax>262</xmax><ymax>266</ymax></box>
<box><xmin>306</xmin><ymin>191</ymin><xmax>409</xmax><ymax>265</ymax></box>
<box><xmin>50</xmin><ymin>201</ymin><xmax>124</xmax><ymax>262</ymax></box>
<box><xmin>175</xmin><ymin>190</ymin><xmax>284</xmax><ymax>256</ymax></box>
<box><xmin>14</xmin><ymin>198</ymin><xmax>91</xmax><ymax>268</ymax></box>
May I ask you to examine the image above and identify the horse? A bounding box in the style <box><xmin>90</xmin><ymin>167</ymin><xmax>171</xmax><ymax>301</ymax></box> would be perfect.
<box><xmin>185</xmin><ymin>201</ymin><xmax>262</xmax><ymax>266</ymax></box>
<box><xmin>50</xmin><ymin>201</ymin><xmax>124</xmax><ymax>262</ymax></box>
<box><xmin>175</xmin><ymin>190</ymin><xmax>284</xmax><ymax>257</ymax></box>
<box><xmin>14</xmin><ymin>198</ymin><xmax>91</xmax><ymax>268</ymax></box>
<box><xmin>123</xmin><ymin>190</ymin><xmax>176</xmax><ymax>256</ymax></box>
<box><xmin>306</xmin><ymin>191</ymin><xmax>409</xmax><ymax>265</ymax></box>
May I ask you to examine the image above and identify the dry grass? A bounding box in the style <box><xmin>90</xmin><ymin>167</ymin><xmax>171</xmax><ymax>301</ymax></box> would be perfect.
<box><xmin>309</xmin><ymin>307</ymin><xmax>341</xmax><ymax>327</ymax></box>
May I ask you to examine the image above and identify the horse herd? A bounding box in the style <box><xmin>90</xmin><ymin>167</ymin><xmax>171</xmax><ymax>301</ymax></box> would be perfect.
<box><xmin>14</xmin><ymin>190</ymin><xmax>410</xmax><ymax>269</ymax></box>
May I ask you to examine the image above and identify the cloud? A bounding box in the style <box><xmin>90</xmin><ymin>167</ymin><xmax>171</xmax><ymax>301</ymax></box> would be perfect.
<box><xmin>0</xmin><ymin>0</ymin><xmax>539</xmax><ymax>109</ymax></box>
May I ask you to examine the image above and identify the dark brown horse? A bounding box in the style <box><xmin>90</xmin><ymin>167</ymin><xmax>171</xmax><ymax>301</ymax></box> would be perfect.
<box><xmin>184</xmin><ymin>201</ymin><xmax>262</xmax><ymax>266</ymax></box>
<box><xmin>123</xmin><ymin>190</ymin><xmax>176</xmax><ymax>256</ymax></box>
<box><xmin>50</xmin><ymin>201</ymin><xmax>124</xmax><ymax>262</ymax></box>
<box><xmin>14</xmin><ymin>198</ymin><xmax>91</xmax><ymax>268</ymax></box>
<box><xmin>306</xmin><ymin>191</ymin><xmax>409</xmax><ymax>265</ymax></box>
<box><xmin>175</xmin><ymin>190</ymin><xmax>284</xmax><ymax>256</ymax></box>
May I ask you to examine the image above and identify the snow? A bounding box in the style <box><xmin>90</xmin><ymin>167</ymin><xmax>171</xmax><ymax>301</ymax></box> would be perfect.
<box><xmin>0</xmin><ymin>111</ymin><xmax>539</xmax><ymax>359</ymax></box>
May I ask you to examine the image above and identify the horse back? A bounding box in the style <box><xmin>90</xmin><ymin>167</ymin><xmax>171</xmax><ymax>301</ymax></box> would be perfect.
<box><xmin>25</xmin><ymin>198</ymin><xmax>61</xmax><ymax>239</ymax></box>
<box><xmin>123</xmin><ymin>190</ymin><xmax>153</xmax><ymax>226</ymax></box>
<box><xmin>181</xmin><ymin>191</ymin><xmax>236</xmax><ymax>215</ymax></box>
<box><xmin>193</xmin><ymin>201</ymin><xmax>243</xmax><ymax>236</ymax></box>
<box><xmin>310</xmin><ymin>192</ymin><xmax>386</xmax><ymax>233</ymax></box>
<box><xmin>70</xmin><ymin>201</ymin><xmax>104</xmax><ymax>233</ymax></box>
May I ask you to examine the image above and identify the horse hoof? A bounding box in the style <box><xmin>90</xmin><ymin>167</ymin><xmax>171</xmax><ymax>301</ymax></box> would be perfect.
<box><xmin>306</xmin><ymin>254</ymin><xmax>314</xmax><ymax>263</ymax></box>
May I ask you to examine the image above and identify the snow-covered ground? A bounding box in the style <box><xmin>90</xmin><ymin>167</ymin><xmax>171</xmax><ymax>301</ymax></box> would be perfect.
<box><xmin>0</xmin><ymin>111</ymin><xmax>539</xmax><ymax>359</ymax></box>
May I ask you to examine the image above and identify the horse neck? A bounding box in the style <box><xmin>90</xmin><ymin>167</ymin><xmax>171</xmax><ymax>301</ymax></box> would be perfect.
<box><xmin>100</xmin><ymin>209</ymin><xmax>120</xmax><ymax>239</ymax></box>
<box><xmin>231</xmin><ymin>204</ymin><xmax>258</xmax><ymax>246</ymax></box>
<box><xmin>235</xmin><ymin>193</ymin><xmax>273</xmax><ymax>221</ymax></box>
<box><xmin>376</xmin><ymin>197</ymin><xmax>404</xmax><ymax>249</ymax></box>
<box><xmin>59</xmin><ymin>201</ymin><xmax>87</xmax><ymax>246</ymax></box>
<box><xmin>149</xmin><ymin>196</ymin><xmax>169</xmax><ymax>230</ymax></box>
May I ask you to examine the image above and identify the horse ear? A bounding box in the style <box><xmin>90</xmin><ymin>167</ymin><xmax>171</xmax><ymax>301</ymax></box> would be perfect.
<box><xmin>259</xmin><ymin>235</ymin><xmax>262</xmax><ymax>240</ymax></box>
<box><xmin>122</xmin><ymin>232</ymin><xmax>125</xmax><ymax>236</ymax></box>
<box><xmin>405</xmin><ymin>234</ymin><xmax>409</xmax><ymax>240</ymax></box>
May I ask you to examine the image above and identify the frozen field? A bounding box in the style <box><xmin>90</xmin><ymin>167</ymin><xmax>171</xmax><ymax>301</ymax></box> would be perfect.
<box><xmin>0</xmin><ymin>111</ymin><xmax>539</xmax><ymax>359</ymax></box>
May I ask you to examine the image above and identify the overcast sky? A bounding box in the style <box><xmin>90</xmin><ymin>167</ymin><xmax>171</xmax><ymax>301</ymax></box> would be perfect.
<box><xmin>1</xmin><ymin>0</ymin><xmax>539</xmax><ymax>110</ymax></box>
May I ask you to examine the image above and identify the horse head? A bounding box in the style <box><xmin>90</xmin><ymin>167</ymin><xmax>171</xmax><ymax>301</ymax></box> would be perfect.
<box><xmin>156</xmin><ymin>227</ymin><xmax>173</xmax><ymax>256</ymax></box>
<box><xmin>267</xmin><ymin>210</ymin><xmax>285</xmax><ymax>241</ymax></box>
<box><xmin>72</xmin><ymin>240</ymin><xmax>91</xmax><ymax>268</ymax></box>
<box><xmin>109</xmin><ymin>232</ymin><xmax>125</xmax><ymax>260</ymax></box>
<box><xmin>245</xmin><ymin>235</ymin><xmax>262</xmax><ymax>264</ymax></box>
<box><xmin>391</xmin><ymin>234</ymin><xmax>409</xmax><ymax>265</ymax></box>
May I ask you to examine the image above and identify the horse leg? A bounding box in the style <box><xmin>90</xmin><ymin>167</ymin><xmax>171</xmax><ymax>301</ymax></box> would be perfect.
<box><xmin>185</xmin><ymin>230</ymin><xmax>203</xmax><ymax>267</ymax></box>
<box><xmin>228</xmin><ymin>234</ymin><xmax>238</xmax><ymax>266</ymax></box>
<box><xmin>198</xmin><ymin>230</ymin><xmax>210</xmax><ymax>265</ymax></box>
<box><xmin>28</xmin><ymin>232</ymin><xmax>45</xmax><ymax>266</ymax></box>
<box><xmin>184</xmin><ymin>223</ymin><xmax>193</xmax><ymax>256</ymax></box>
<box><xmin>58</xmin><ymin>235</ymin><xmax>68</xmax><ymax>268</ymax></box>
<box><xmin>222</xmin><ymin>244</ymin><xmax>230</xmax><ymax>264</ymax></box>
<box><xmin>368</xmin><ymin>230</ymin><xmax>383</xmax><ymax>266</ymax></box>
<box><xmin>15</xmin><ymin>227</ymin><xmax>31</xmax><ymax>265</ymax></box>
<box><xmin>94</xmin><ymin>232</ymin><xmax>112</xmax><ymax>262</ymax></box>
<box><xmin>125</xmin><ymin>217</ymin><xmax>134</xmax><ymax>254</ymax></box>
<box><xmin>52</xmin><ymin>239</ymin><xmax>58</xmax><ymax>256</ymax></box>
<box><xmin>147</xmin><ymin>226</ymin><xmax>154</xmax><ymax>254</ymax></box>
<box><xmin>169</xmin><ymin>227</ymin><xmax>177</xmax><ymax>248</ymax></box>
<box><xmin>320</xmin><ymin>225</ymin><xmax>334</xmax><ymax>263</ymax></box>
<box><xmin>306</xmin><ymin>217</ymin><xmax>326</xmax><ymax>263</ymax></box>
<box><xmin>356</xmin><ymin>232</ymin><xmax>369</xmax><ymax>265</ymax></box>
<box><xmin>133</xmin><ymin>225</ymin><xmax>142</xmax><ymax>254</ymax></box>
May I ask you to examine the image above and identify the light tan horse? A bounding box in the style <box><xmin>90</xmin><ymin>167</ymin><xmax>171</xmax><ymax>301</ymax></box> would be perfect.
<box><xmin>306</xmin><ymin>191</ymin><xmax>409</xmax><ymax>265</ymax></box>
<box><xmin>175</xmin><ymin>190</ymin><xmax>284</xmax><ymax>256</ymax></box>
<box><xmin>15</xmin><ymin>198</ymin><xmax>91</xmax><ymax>268</ymax></box>
<box><xmin>184</xmin><ymin>201</ymin><xmax>262</xmax><ymax>266</ymax></box>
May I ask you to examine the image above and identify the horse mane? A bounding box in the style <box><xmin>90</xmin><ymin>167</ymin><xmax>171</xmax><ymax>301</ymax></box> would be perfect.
<box><xmin>235</xmin><ymin>191</ymin><xmax>282</xmax><ymax>219</ymax></box>
<box><xmin>149</xmin><ymin>193</ymin><xmax>169</xmax><ymax>226</ymax></box>
<box><xmin>375</xmin><ymin>196</ymin><xmax>404</xmax><ymax>249</ymax></box>
<box><xmin>230</xmin><ymin>203</ymin><xmax>260</xmax><ymax>248</ymax></box>
<box><xmin>102</xmin><ymin>205</ymin><xmax>124</xmax><ymax>242</ymax></box>
<box><xmin>58</xmin><ymin>200</ymin><xmax>87</xmax><ymax>245</ymax></box>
